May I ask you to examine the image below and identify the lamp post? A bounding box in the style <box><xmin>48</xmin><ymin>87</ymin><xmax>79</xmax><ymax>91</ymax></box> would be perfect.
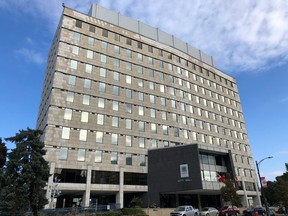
<box><xmin>256</xmin><ymin>156</ymin><xmax>273</xmax><ymax>216</ymax></box>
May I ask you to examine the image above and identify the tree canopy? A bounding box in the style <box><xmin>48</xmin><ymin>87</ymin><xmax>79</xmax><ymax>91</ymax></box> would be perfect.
<box><xmin>0</xmin><ymin>128</ymin><xmax>50</xmax><ymax>216</ymax></box>
<box><xmin>220</xmin><ymin>173</ymin><xmax>242</xmax><ymax>207</ymax></box>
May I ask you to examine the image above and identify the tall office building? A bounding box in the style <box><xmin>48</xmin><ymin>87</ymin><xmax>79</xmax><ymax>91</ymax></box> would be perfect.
<box><xmin>37</xmin><ymin>4</ymin><xmax>261</xmax><ymax>209</ymax></box>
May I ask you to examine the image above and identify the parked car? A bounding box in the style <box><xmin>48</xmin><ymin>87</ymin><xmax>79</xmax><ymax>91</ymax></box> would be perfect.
<box><xmin>219</xmin><ymin>206</ymin><xmax>240</xmax><ymax>216</ymax></box>
<box><xmin>199</xmin><ymin>207</ymin><xmax>219</xmax><ymax>216</ymax></box>
<box><xmin>170</xmin><ymin>205</ymin><xmax>199</xmax><ymax>216</ymax></box>
<box><xmin>243</xmin><ymin>206</ymin><xmax>266</xmax><ymax>216</ymax></box>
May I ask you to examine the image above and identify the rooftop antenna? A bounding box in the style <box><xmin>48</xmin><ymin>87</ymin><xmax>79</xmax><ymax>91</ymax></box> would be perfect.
<box><xmin>62</xmin><ymin>3</ymin><xmax>65</xmax><ymax>8</ymax></box>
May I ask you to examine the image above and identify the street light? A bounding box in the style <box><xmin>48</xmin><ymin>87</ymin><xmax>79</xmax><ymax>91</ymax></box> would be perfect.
<box><xmin>256</xmin><ymin>156</ymin><xmax>273</xmax><ymax>216</ymax></box>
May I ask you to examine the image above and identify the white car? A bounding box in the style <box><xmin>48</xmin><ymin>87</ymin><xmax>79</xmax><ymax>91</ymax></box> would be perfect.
<box><xmin>199</xmin><ymin>207</ymin><xmax>219</xmax><ymax>216</ymax></box>
<box><xmin>170</xmin><ymin>205</ymin><xmax>199</xmax><ymax>216</ymax></box>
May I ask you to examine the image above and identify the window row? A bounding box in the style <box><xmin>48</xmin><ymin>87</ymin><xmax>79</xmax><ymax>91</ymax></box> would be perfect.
<box><xmin>60</xmin><ymin>126</ymin><xmax>248</xmax><ymax>151</ymax></box>
<box><xmin>58</xmin><ymin>146</ymin><xmax>146</xmax><ymax>166</ymax></box>
<box><xmin>62</xmin><ymin>107</ymin><xmax>246</xmax><ymax>140</ymax></box>
<box><xmin>67</xmin><ymin>64</ymin><xmax>239</xmax><ymax>109</ymax></box>
<box><xmin>73</xmin><ymin>19</ymin><xmax>235</xmax><ymax>89</ymax></box>
<box><xmin>66</xmin><ymin>73</ymin><xmax>242</xmax><ymax>120</ymax></box>
<box><xmin>69</xmin><ymin>38</ymin><xmax>237</xmax><ymax>100</ymax></box>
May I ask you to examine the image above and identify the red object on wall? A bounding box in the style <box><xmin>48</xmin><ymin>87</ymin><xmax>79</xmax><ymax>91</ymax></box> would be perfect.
<box><xmin>261</xmin><ymin>177</ymin><xmax>267</xmax><ymax>188</ymax></box>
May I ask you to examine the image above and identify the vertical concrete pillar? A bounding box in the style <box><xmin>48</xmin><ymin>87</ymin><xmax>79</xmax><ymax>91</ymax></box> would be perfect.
<box><xmin>45</xmin><ymin>162</ymin><xmax>56</xmax><ymax>209</ymax></box>
<box><xmin>254</xmin><ymin>179</ymin><xmax>262</xmax><ymax>206</ymax></box>
<box><xmin>116</xmin><ymin>167</ymin><xmax>124</xmax><ymax>208</ymax></box>
<box><xmin>83</xmin><ymin>165</ymin><xmax>92</xmax><ymax>207</ymax></box>
<box><xmin>241</xmin><ymin>178</ymin><xmax>249</xmax><ymax>207</ymax></box>
<box><xmin>197</xmin><ymin>194</ymin><xmax>201</xmax><ymax>210</ymax></box>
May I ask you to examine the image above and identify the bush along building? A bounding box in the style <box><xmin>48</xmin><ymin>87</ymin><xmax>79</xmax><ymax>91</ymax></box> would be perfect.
<box><xmin>36</xmin><ymin>4</ymin><xmax>261</xmax><ymax>209</ymax></box>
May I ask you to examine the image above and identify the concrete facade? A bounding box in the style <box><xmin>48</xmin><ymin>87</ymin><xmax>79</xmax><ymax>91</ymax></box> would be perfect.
<box><xmin>37</xmin><ymin>4</ymin><xmax>261</xmax><ymax>209</ymax></box>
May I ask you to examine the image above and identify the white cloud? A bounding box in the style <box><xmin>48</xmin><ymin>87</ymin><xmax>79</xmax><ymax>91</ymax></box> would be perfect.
<box><xmin>4</xmin><ymin>0</ymin><xmax>288</xmax><ymax>73</ymax></box>
<box><xmin>14</xmin><ymin>48</ymin><xmax>45</xmax><ymax>65</ymax></box>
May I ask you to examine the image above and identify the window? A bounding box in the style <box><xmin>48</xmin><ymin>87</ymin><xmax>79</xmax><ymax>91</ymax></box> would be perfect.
<box><xmin>113</xmin><ymin>71</ymin><xmax>119</xmax><ymax>80</ymax></box>
<box><xmin>114</xmin><ymin>58</ymin><xmax>120</xmax><ymax>67</ymax></box>
<box><xmin>96</xmin><ymin>131</ymin><xmax>103</xmax><ymax>143</ymax></box>
<box><xmin>87</xmin><ymin>50</ymin><xmax>93</xmax><ymax>59</ymax></box>
<box><xmin>149</xmin><ymin>82</ymin><xmax>155</xmax><ymax>90</ymax></box>
<box><xmin>64</xmin><ymin>108</ymin><xmax>72</xmax><ymax>120</ymax></box>
<box><xmin>78</xmin><ymin>149</ymin><xmax>85</xmax><ymax>161</ymax></box>
<box><xmin>111</xmin><ymin>152</ymin><xmax>118</xmax><ymax>164</ymax></box>
<box><xmin>87</xmin><ymin>37</ymin><xmax>94</xmax><ymax>45</ymax></box>
<box><xmin>139</xmin><ymin>137</ymin><xmax>145</xmax><ymax>148</ymax></box>
<box><xmin>138</xmin><ymin>92</ymin><xmax>144</xmax><ymax>101</ymax></box>
<box><xmin>159</xmin><ymin>84</ymin><xmax>165</xmax><ymax>93</ymax></box>
<box><xmin>163</xmin><ymin>125</ymin><xmax>168</xmax><ymax>135</ymax></box>
<box><xmin>102</xmin><ymin>29</ymin><xmax>108</xmax><ymax>37</ymax></box>
<box><xmin>62</xmin><ymin>127</ymin><xmax>70</xmax><ymax>139</ymax></box>
<box><xmin>112</xmin><ymin>117</ymin><xmax>118</xmax><ymax>127</ymax></box>
<box><xmin>79</xmin><ymin>129</ymin><xmax>87</xmax><ymax>141</ymax></box>
<box><xmin>126</xmin><ymin>38</ymin><xmax>132</xmax><ymax>45</ymax></box>
<box><xmin>81</xmin><ymin>112</ymin><xmax>89</xmax><ymax>122</ymax></box>
<box><xmin>138</xmin><ymin>79</ymin><xmax>143</xmax><ymax>87</ymax></box>
<box><xmin>139</xmin><ymin>106</ymin><xmax>144</xmax><ymax>116</ymax></box>
<box><xmin>163</xmin><ymin>141</ymin><xmax>169</xmax><ymax>147</ymax></box>
<box><xmin>99</xmin><ymin>82</ymin><xmax>106</xmax><ymax>93</ymax></box>
<box><xmin>75</xmin><ymin>20</ymin><xmax>82</xmax><ymax>28</ymax></box>
<box><xmin>126</xmin><ymin>49</ymin><xmax>132</xmax><ymax>58</ymax></box>
<box><xmin>162</xmin><ymin>111</ymin><xmax>167</xmax><ymax>120</ymax></box>
<box><xmin>83</xmin><ymin>95</ymin><xmax>90</xmax><ymax>105</ymax></box>
<box><xmin>112</xmin><ymin>101</ymin><xmax>119</xmax><ymax>111</ymax></box>
<box><xmin>84</xmin><ymin>79</ymin><xmax>91</xmax><ymax>89</ymax></box>
<box><xmin>148</xmin><ymin>45</ymin><xmax>153</xmax><ymax>53</ymax></box>
<box><xmin>151</xmin><ymin>123</ymin><xmax>157</xmax><ymax>133</ymax></box>
<box><xmin>126</xmin><ymin>61</ymin><xmax>132</xmax><ymax>71</ymax></box>
<box><xmin>126</xmin><ymin>104</ymin><xmax>132</xmax><ymax>113</ymax></box>
<box><xmin>126</xmin><ymin>135</ymin><xmax>132</xmax><ymax>147</ymax></box>
<box><xmin>138</xmin><ymin>41</ymin><xmax>142</xmax><ymax>49</ymax></box>
<box><xmin>101</xmin><ymin>41</ymin><xmax>108</xmax><ymax>50</ymax></box>
<box><xmin>151</xmin><ymin>139</ymin><xmax>157</xmax><ymax>148</ymax></box>
<box><xmin>111</xmin><ymin>133</ymin><xmax>118</xmax><ymax>145</ymax></box>
<box><xmin>99</xmin><ymin>68</ymin><xmax>106</xmax><ymax>77</ymax></box>
<box><xmin>98</xmin><ymin>98</ymin><xmax>105</xmax><ymax>108</ymax></box>
<box><xmin>114</xmin><ymin>45</ymin><xmax>120</xmax><ymax>54</ymax></box>
<box><xmin>126</xmin><ymin>75</ymin><xmax>132</xmax><ymax>84</ymax></box>
<box><xmin>70</xmin><ymin>60</ymin><xmax>77</xmax><ymax>69</ymax></box>
<box><xmin>148</xmin><ymin>57</ymin><xmax>153</xmax><ymax>65</ymax></box>
<box><xmin>126</xmin><ymin>89</ymin><xmax>132</xmax><ymax>98</ymax></box>
<box><xmin>160</xmin><ymin>97</ymin><xmax>166</xmax><ymax>106</ymax></box>
<box><xmin>140</xmin><ymin>154</ymin><xmax>146</xmax><ymax>166</ymax></box>
<box><xmin>113</xmin><ymin>86</ymin><xmax>119</xmax><ymax>95</ymax></box>
<box><xmin>126</xmin><ymin>119</ymin><xmax>132</xmax><ymax>129</ymax></box>
<box><xmin>100</xmin><ymin>54</ymin><xmax>107</xmax><ymax>63</ymax></box>
<box><xmin>114</xmin><ymin>33</ymin><xmax>120</xmax><ymax>41</ymax></box>
<box><xmin>59</xmin><ymin>147</ymin><xmax>68</xmax><ymax>160</ymax></box>
<box><xmin>139</xmin><ymin>121</ymin><xmax>145</xmax><ymax>132</ymax></box>
<box><xmin>95</xmin><ymin>150</ymin><xmax>102</xmax><ymax>163</ymax></box>
<box><xmin>72</xmin><ymin>46</ymin><xmax>79</xmax><ymax>55</ymax></box>
<box><xmin>126</xmin><ymin>153</ymin><xmax>132</xmax><ymax>165</ymax></box>
<box><xmin>150</xmin><ymin>95</ymin><xmax>155</xmax><ymax>104</ymax></box>
<box><xmin>97</xmin><ymin>114</ymin><xmax>104</xmax><ymax>125</ymax></box>
<box><xmin>73</xmin><ymin>32</ymin><xmax>81</xmax><ymax>41</ymax></box>
<box><xmin>85</xmin><ymin>64</ymin><xmax>92</xmax><ymax>73</ymax></box>
<box><xmin>137</xmin><ymin>53</ymin><xmax>143</xmax><ymax>62</ymax></box>
<box><xmin>150</xmin><ymin>108</ymin><xmax>156</xmax><ymax>118</ymax></box>
<box><xmin>89</xmin><ymin>25</ymin><xmax>95</xmax><ymax>32</ymax></box>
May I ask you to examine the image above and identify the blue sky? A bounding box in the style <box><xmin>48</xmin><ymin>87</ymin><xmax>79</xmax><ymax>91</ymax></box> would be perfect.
<box><xmin>0</xmin><ymin>0</ymin><xmax>288</xmax><ymax>181</ymax></box>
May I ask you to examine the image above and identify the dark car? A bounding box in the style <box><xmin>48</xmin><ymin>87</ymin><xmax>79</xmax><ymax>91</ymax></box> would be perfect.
<box><xmin>243</xmin><ymin>206</ymin><xmax>266</xmax><ymax>216</ymax></box>
<box><xmin>219</xmin><ymin>206</ymin><xmax>240</xmax><ymax>216</ymax></box>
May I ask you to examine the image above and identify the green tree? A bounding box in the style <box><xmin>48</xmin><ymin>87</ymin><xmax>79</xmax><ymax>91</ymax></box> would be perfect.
<box><xmin>1</xmin><ymin>129</ymin><xmax>50</xmax><ymax>216</ymax></box>
<box><xmin>220</xmin><ymin>174</ymin><xmax>241</xmax><ymax>207</ymax></box>
<box><xmin>0</xmin><ymin>138</ymin><xmax>7</xmax><ymax>168</ymax></box>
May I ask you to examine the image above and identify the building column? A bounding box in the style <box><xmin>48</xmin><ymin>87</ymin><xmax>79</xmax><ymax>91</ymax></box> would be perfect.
<box><xmin>197</xmin><ymin>194</ymin><xmax>201</xmax><ymax>210</ymax></box>
<box><xmin>46</xmin><ymin>162</ymin><xmax>56</xmax><ymax>209</ymax></box>
<box><xmin>241</xmin><ymin>178</ymin><xmax>249</xmax><ymax>207</ymax></box>
<box><xmin>116</xmin><ymin>167</ymin><xmax>124</xmax><ymax>208</ymax></box>
<box><xmin>83</xmin><ymin>165</ymin><xmax>92</xmax><ymax>207</ymax></box>
<box><xmin>254</xmin><ymin>179</ymin><xmax>262</xmax><ymax>206</ymax></box>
